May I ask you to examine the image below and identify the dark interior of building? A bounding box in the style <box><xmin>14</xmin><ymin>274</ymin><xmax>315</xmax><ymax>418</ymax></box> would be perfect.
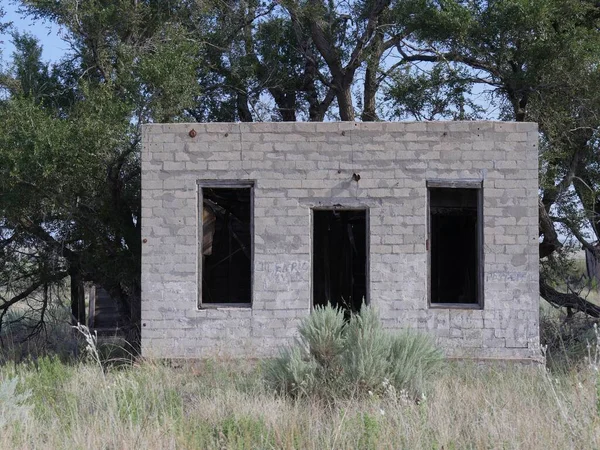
<box><xmin>313</xmin><ymin>209</ymin><xmax>367</xmax><ymax>313</ymax></box>
<box><xmin>429</xmin><ymin>187</ymin><xmax>479</xmax><ymax>304</ymax></box>
<box><xmin>202</xmin><ymin>187</ymin><xmax>252</xmax><ymax>304</ymax></box>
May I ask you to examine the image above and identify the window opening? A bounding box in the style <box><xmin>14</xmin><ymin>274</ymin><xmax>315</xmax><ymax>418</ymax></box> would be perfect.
<box><xmin>201</xmin><ymin>186</ymin><xmax>252</xmax><ymax>306</ymax></box>
<box><xmin>313</xmin><ymin>209</ymin><xmax>367</xmax><ymax>314</ymax></box>
<box><xmin>429</xmin><ymin>186</ymin><xmax>482</xmax><ymax>305</ymax></box>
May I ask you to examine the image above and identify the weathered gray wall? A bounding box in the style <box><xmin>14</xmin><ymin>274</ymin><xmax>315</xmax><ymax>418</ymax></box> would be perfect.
<box><xmin>141</xmin><ymin>121</ymin><xmax>540</xmax><ymax>362</ymax></box>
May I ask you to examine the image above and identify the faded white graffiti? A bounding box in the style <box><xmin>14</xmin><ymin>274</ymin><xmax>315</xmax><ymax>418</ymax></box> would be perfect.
<box><xmin>485</xmin><ymin>272</ymin><xmax>528</xmax><ymax>282</ymax></box>
<box><xmin>257</xmin><ymin>261</ymin><xmax>310</xmax><ymax>289</ymax></box>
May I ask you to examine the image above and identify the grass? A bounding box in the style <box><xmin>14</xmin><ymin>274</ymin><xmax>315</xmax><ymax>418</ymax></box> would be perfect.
<box><xmin>0</xmin><ymin>357</ymin><xmax>599</xmax><ymax>449</ymax></box>
<box><xmin>2</xmin><ymin>292</ymin><xmax>600</xmax><ymax>448</ymax></box>
<box><xmin>1</xmin><ymin>302</ymin><xmax>600</xmax><ymax>450</ymax></box>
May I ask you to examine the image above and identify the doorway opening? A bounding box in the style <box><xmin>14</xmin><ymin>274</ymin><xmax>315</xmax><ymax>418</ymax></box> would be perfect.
<box><xmin>312</xmin><ymin>209</ymin><xmax>368</xmax><ymax>314</ymax></box>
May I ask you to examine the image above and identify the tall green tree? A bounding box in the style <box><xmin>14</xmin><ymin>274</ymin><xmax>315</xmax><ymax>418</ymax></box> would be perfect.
<box><xmin>0</xmin><ymin>1</ymin><xmax>201</xmax><ymax>335</ymax></box>
<box><xmin>386</xmin><ymin>0</ymin><xmax>600</xmax><ymax>315</ymax></box>
<box><xmin>4</xmin><ymin>0</ymin><xmax>600</xmax><ymax>340</ymax></box>
<box><xmin>179</xmin><ymin>0</ymin><xmax>419</xmax><ymax>122</ymax></box>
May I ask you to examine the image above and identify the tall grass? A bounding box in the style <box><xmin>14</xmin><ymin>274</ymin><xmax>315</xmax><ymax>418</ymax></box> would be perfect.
<box><xmin>540</xmin><ymin>300</ymin><xmax>600</xmax><ymax>372</ymax></box>
<box><xmin>0</xmin><ymin>376</ymin><xmax>31</xmax><ymax>428</ymax></box>
<box><xmin>1</xmin><ymin>301</ymin><xmax>599</xmax><ymax>448</ymax></box>
<box><xmin>1</xmin><ymin>295</ymin><xmax>135</xmax><ymax>368</ymax></box>
<box><xmin>0</xmin><ymin>357</ymin><xmax>599</xmax><ymax>449</ymax></box>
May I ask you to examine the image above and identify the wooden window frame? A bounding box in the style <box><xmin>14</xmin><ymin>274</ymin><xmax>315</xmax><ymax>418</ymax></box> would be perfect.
<box><xmin>197</xmin><ymin>180</ymin><xmax>254</xmax><ymax>309</ymax></box>
<box><xmin>426</xmin><ymin>179</ymin><xmax>484</xmax><ymax>310</ymax></box>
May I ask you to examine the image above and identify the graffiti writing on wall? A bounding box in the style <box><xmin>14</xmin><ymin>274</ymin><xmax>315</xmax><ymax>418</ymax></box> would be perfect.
<box><xmin>257</xmin><ymin>261</ymin><xmax>310</xmax><ymax>290</ymax></box>
<box><xmin>485</xmin><ymin>272</ymin><xmax>529</xmax><ymax>282</ymax></box>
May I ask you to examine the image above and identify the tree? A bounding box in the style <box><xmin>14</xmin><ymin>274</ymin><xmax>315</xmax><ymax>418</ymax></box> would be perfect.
<box><xmin>179</xmin><ymin>0</ymin><xmax>335</xmax><ymax>122</ymax></box>
<box><xmin>385</xmin><ymin>0</ymin><xmax>600</xmax><ymax>315</ymax></box>
<box><xmin>4</xmin><ymin>0</ymin><xmax>600</xmax><ymax>343</ymax></box>
<box><xmin>0</xmin><ymin>1</ymin><xmax>201</xmax><ymax>339</ymax></box>
<box><xmin>179</xmin><ymin>0</ymin><xmax>419</xmax><ymax>122</ymax></box>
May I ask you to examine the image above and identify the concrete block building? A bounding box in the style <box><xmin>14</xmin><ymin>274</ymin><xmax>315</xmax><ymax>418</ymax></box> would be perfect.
<box><xmin>141</xmin><ymin>121</ymin><xmax>541</xmax><ymax>362</ymax></box>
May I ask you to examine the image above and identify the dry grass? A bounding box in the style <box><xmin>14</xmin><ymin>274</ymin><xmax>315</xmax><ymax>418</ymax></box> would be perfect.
<box><xmin>2</xmin><ymin>295</ymin><xmax>600</xmax><ymax>449</ymax></box>
<box><xmin>0</xmin><ymin>355</ymin><xmax>599</xmax><ymax>449</ymax></box>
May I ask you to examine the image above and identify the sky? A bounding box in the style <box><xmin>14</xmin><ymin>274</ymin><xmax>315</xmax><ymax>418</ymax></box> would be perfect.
<box><xmin>1</xmin><ymin>1</ymin><xmax>66</xmax><ymax>64</ymax></box>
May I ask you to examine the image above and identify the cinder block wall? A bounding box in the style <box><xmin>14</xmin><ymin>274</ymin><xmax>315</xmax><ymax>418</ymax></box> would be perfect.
<box><xmin>141</xmin><ymin>121</ymin><xmax>540</xmax><ymax>361</ymax></box>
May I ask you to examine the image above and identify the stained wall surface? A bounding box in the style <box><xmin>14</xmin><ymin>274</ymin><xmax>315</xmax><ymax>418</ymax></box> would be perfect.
<box><xmin>141</xmin><ymin>121</ymin><xmax>540</xmax><ymax>362</ymax></box>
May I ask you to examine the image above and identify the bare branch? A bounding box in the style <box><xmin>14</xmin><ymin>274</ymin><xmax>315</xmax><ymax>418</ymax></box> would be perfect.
<box><xmin>0</xmin><ymin>271</ymin><xmax>68</xmax><ymax>313</ymax></box>
<box><xmin>540</xmin><ymin>277</ymin><xmax>600</xmax><ymax>318</ymax></box>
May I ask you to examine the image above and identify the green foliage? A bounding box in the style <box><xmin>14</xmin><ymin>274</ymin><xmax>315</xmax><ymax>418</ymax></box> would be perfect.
<box><xmin>298</xmin><ymin>302</ymin><xmax>346</xmax><ymax>367</ymax></box>
<box><xmin>1</xmin><ymin>357</ymin><xmax>600</xmax><ymax>448</ymax></box>
<box><xmin>540</xmin><ymin>302</ymin><xmax>599</xmax><ymax>373</ymax></box>
<box><xmin>0</xmin><ymin>297</ymin><xmax>76</xmax><ymax>364</ymax></box>
<box><xmin>389</xmin><ymin>0</ymin><xmax>600</xmax><ymax>121</ymax></box>
<box><xmin>9</xmin><ymin>32</ymin><xmax>49</xmax><ymax>100</ymax></box>
<box><xmin>388</xmin><ymin>329</ymin><xmax>447</xmax><ymax>396</ymax></box>
<box><xmin>214</xmin><ymin>415</ymin><xmax>274</xmax><ymax>449</ymax></box>
<box><xmin>387</xmin><ymin>63</ymin><xmax>483</xmax><ymax>120</ymax></box>
<box><xmin>0</xmin><ymin>6</ymin><xmax>11</xmax><ymax>63</ymax></box>
<box><xmin>341</xmin><ymin>306</ymin><xmax>392</xmax><ymax>389</ymax></box>
<box><xmin>23</xmin><ymin>356</ymin><xmax>77</xmax><ymax>425</ymax></box>
<box><xmin>264</xmin><ymin>304</ymin><xmax>443</xmax><ymax>400</ymax></box>
<box><xmin>356</xmin><ymin>412</ymin><xmax>380</xmax><ymax>450</ymax></box>
<box><xmin>263</xmin><ymin>345</ymin><xmax>319</xmax><ymax>396</ymax></box>
<box><xmin>385</xmin><ymin>0</ymin><xmax>600</xmax><ymax>313</ymax></box>
<box><xmin>0</xmin><ymin>1</ymin><xmax>202</xmax><ymax>333</ymax></box>
<box><xmin>113</xmin><ymin>374</ymin><xmax>183</xmax><ymax>424</ymax></box>
<box><xmin>2</xmin><ymin>0</ymin><xmax>600</xmax><ymax>335</ymax></box>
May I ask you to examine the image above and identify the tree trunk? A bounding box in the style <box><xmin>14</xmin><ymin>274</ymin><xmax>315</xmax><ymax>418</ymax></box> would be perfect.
<box><xmin>270</xmin><ymin>89</ymin><xmax>297</xmax><ymax>121</ymax></box>
<box><xmin>279</xmin><ymin>108</ymin><xmax>296</xmax><ymax>122</ymax></box>
<box><xmin>362</xmin><ymin>64</ymin><xmax>378</xmax><ymax>122</ymax></box>
<box><xmin>539</xmin><ymin>198</ymin><xmax>562</xmax><ymax>258</ymax></box>
<box><xmin>236</xmin><ymin>92</ymin><xmax>253</xmax><ymax>122</ymax></box>
<box><xmin>305</xmin><ymin>82</ymin><xmax>334</xmax><ymax>122</ymax></box>
<box><xmin>336</xmin><ymin>84</ymin><xmax>355</xmax><ymax>121</ymax></box>
<box><xmin>362</xmin><ymin>31</ymin><xmax>383</xmax><ymax>122</ymax></box>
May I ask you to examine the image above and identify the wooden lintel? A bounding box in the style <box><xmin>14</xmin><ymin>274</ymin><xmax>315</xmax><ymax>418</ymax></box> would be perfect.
<box><xmin>426</xmin><ymin>179</ymin><xmax>483</xmax><ymax>189</ymax></box>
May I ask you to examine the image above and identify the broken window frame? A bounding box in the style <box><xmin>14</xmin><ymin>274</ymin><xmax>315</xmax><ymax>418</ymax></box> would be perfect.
<box><xmin>197</xmin><ymin>180</ymin><xmax>254</xmax><ymax>309</ymax></box>
<box><xmin>427</xmin><ymin>180</ymin><xmax>484</xmax><ymax>309</ymax></box>
<box><xmin>311</xmin><ymin>206</ymin><xmax>370</xmax><ymax>313</ymax></box>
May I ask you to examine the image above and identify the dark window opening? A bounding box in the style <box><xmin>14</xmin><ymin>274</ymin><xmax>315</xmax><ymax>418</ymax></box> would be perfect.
<box><xmin>429</xmin><ymin>187</ymin><xmax>481</xmax><ymax>305</ymax></box>
<box><xmin>313</xmin><ymin>209</ymin><xmax>367</xmax><ymax>314</ymax></box>
<box><xmin>201</xmin><ymin>186</ymin><xmax>252</xmax><ymax>305</ymax></box>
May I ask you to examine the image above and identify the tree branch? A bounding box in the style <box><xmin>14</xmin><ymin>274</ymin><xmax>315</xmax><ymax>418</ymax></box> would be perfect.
<box><xmin>0</xmin><ymin>271</ymin><xmax>68</xmax><ymax>312</ymax></box>
<box><xmin>396</xmin><ymin>43</ymin><xmax>502</xmax><ymax>79</ymax></box>
<box><xmin>540</xmin><ymin>277</ymin><xmax>600</xmax><ymax>318</ymax></box>
<box><xmin>539</xmin><ymin>198</ymin><xmax>562</xmax><ymax>258</ymax></box>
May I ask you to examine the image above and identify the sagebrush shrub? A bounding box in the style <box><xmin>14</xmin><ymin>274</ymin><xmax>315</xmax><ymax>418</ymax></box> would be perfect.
<box><xmin>341</xmin><ymin>306</ymin><xmax>392</xmax><ymax>393</ymax></box>
<box><xmin>388</xmin><ymin>330</ymin><xmax>446</xmax><ymax>396</ymax></box>
<box><xmin>263</xmin><ymin>304</ymin><xmax>443</xmax><ymax>400</ymax></box>
<box><xmin>298</xmin><ymin>303</ymin><xmax>346</xmax><ymax>369</ymax></box>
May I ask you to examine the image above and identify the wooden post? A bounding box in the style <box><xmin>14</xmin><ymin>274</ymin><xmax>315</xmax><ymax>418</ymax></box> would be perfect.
<box><xmin>70</xmin><ymin>272</ymin><xmax>85</xmax><ymax>325</ymax></box>
<box><xmin>88</xmin><ymin>285</ymin><xmax>96</xmax><ymax>329</ymax></box>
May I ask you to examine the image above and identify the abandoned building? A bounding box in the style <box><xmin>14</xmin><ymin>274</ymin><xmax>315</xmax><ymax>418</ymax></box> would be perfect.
<box><xmin>141</xmin><ymin>121</ymin><xmax>540</xmax><ymax>362</ymax></box>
